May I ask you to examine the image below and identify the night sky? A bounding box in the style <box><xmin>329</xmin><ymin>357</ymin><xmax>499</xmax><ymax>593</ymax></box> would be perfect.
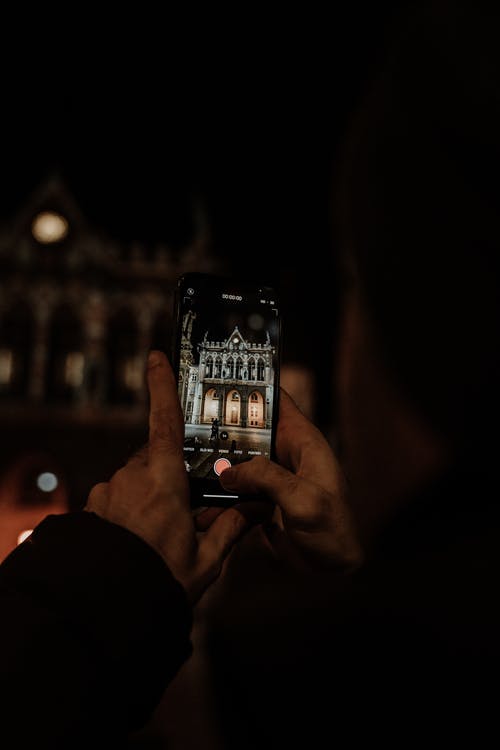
<box><xmin>1</xmin><ymin>6</ymin><xmax>400</xmax><ymax>254</ymax></box>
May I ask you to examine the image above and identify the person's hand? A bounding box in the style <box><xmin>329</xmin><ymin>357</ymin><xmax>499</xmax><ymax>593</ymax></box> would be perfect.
<box><xmin>219</xmin><ymin>389</ymin><xmax>363</xmax><ymax>573</ymax></box>
<box><xmin>85</xmin><ymin>351</ymin><xmax>254</xmax><ymax>604</ymax></box>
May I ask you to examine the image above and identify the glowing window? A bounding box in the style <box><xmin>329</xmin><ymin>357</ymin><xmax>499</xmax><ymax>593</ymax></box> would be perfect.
<box><xmin>64</xmin><ymin>352</ymin><xmax>84</xmax><ymax>387</ymax></box>
<box><xmin>0</xmin><ymin>349</ymin><xmax>13</xmax><ymax>384</ymax></box>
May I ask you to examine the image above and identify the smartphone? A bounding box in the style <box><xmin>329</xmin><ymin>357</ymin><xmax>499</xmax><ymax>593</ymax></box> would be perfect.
<box><xmin>172</xmin><ymin>272</ymin><xmax>281</xmax><ymax>507</ymax></box>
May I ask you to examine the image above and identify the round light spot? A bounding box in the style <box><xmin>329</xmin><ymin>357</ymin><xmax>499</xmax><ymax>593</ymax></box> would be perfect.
<box><xmin>36</xmin><ymin>472</ymin><xmax>59</xmax><ymax>493</ymax></box>
<box><xmin>32</xmin><ymin>211</ymin><xmax>69</xmax><ymax>244</ymax></box>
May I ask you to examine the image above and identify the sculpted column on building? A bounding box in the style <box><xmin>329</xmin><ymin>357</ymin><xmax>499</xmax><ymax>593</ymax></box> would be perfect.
<box><xmin>179</xmin><ymin>310</ymin><xmax>196</xmax><ymax>416</ymax></box>
<box><xmin>181</xmin><ymin>320</ymin><xmax>275</xmax><ymax>430</ymax></box>
<box><xmin>29</xmin><ymin>286</ymin><xmax>55</xmax><ymax>402</ymax></box>
<box><xmin>190</xmin><ymin>327</ymin><xmax>205</xmax><ymax>425</ymax></box>
<box><xmin>82</xmin><ymin>290</ymin><xmax>107</xmax><ymax>407</ymax></box>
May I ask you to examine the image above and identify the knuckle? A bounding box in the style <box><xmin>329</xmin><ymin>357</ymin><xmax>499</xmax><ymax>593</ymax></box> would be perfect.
<box><xmin>148</xmin><ymin>476</ymin><xmax>170</xmax><ymax>500</ymax></box>
<box><xmin>282</xmin><ymin>470</ymin><xmax>301</xmax><ymax>495</ymax></box>
<box><xmin>86</xmin><ymin>482</ymin><xmax>109</xmax><ymax>510</ymax></box>
<box><xmin>88</xmin><ymin>481</ymin><xmax>108</xmax><ymax>498</ymax></box>
<box><xmin>112</xmin><ymin>466</ymin><xmax>130</xmax><ymax>484</ymax></box>
<box><xmin>199</xmin><ymin>554</ymin><xmax>222</xmax><ymax>583</ymax></box>
<box><xmin>225</xmin><ymin>509</ymin><xmax>245</xmax><ymax>538</ymax></box>
<box><xmin>297</xmin><ymin>487</ymin><xmax>334</xmax><ymax>527</ymax></box>
<box><xmin>129</xmin><ymin>445</ymin><xmax>148</xmax><ymax>463</ymax></box>
<box><xmin>150</xmin><ymin>407</ymin><xmax>179</xmax><ymax>436</ymax></box>
<box><xmin>150</xmin><ymin>421</ymin><xmax>179</xmax><ymax>450</ymax></box>
<box><xmin>150</xmin><ymin>406</ymin><xmax>169</xmax><ymax>421</ymax></box>
<box><xmin>311</xmin><ymin>491</ymin><xmax>333</xmax><ymax>524</ymax></box>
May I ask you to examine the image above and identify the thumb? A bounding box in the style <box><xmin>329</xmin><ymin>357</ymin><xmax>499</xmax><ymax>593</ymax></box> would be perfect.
<box><xmin>219</xmin><ymin>456</ymin><xmax>301</xmax><ymax>515</ymax></box>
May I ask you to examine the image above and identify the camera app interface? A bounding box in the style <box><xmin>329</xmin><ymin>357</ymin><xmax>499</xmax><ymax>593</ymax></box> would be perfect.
<box><xmin>177</xmin><ymin>282</ymin><xmax>279</xmax><ymax>479</ymax></box>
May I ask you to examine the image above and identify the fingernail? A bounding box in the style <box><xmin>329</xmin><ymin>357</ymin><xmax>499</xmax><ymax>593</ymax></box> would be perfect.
<box><xmin>148</xmin><ymin>350</ymin><xmax>162</xmax><ymax>368</ymax></box>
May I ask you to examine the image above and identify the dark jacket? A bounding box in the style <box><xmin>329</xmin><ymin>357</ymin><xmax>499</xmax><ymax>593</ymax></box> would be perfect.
<box><xmin>0</xmin><ymin>512</ymin><xmax>192</xmax><ymax>749</ymax></box>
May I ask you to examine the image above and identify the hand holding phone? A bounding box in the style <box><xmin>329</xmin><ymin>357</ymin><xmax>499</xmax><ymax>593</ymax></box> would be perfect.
<box><xmin>86</xmin><ymin>350</ymin><xmax>253</xmax><ymax>604</ymax></box>
<box><xmin>172</xmin><ymin>272</ymin><xmax>282</xmax><ymax>507</ymax></box>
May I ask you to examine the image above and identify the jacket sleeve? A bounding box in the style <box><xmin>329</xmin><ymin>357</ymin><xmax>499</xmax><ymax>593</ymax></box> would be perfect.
<box><xmin>0</xmin><ymin>511</ymin><xmax>193</xmax><ymax>748</ymax></box>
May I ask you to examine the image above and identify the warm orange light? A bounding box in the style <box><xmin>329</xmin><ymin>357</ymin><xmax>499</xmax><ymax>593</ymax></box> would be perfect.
<box><xmin>123</xmin><ymin>356</ymin><xmax>143</xmax><ymax>390</ymax></box>
<box><xmin>32</xmin><ymin>211</ymin><xmax>69</xmax><ymax>244</ymax></box>
<box><xmin>0</xmin><ymin>349</ymin><xmax>13</xmax><ymax>385</ymax></box>
<box><xmin>17</xmin><ymin>529</ymin><xmax>33</xmax><ymax>545</ymax></box>
<box><xmin>64</xmin><ymin>352</ymin><xmax>84</xmax><ymax>387</ymax></box>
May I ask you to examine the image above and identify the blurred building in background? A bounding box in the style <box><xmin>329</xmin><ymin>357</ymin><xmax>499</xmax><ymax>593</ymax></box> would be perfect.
<box><xmin>0</xmin><ymin>175</ymin><xmax>218</xmax><ymax>559</ymax></box>
<box><xmin>0</xmin><ymin>175</ymin><xmax>315</xmax><ymax>563</ymax></box>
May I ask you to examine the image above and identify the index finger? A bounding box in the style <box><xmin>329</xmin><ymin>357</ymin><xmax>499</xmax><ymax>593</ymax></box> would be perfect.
<box><xmin>147</xmin><ymin>350</ymin><xmax>185</xmax><ymax>471</ymax></box>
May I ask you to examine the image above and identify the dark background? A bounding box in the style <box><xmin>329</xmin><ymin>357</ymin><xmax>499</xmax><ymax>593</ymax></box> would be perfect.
<box><xmin>1</xmin><ymin>4</ymin><xmax>401</xmax><ymax>375</ymax></box>
<box><xmin>1</xmin><ymin>7</ymin><xmax>439</xmax><ymax>748</ymax></box>
<box><xmin>0</xmin><ymin>5</ymin><xmax>402</xmax><ymax>461</ymax></box>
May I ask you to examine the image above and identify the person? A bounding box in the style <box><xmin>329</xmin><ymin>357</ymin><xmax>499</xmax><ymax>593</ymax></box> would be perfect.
<box><xmin>1</xmin><ymin>3</ymin><xmax>499</xmax><ymax>747</ymax></box>
<box><xmin>0</xmin><ymin>349</ymin><xmax>359</xmax><ymax>748</ymax></box>
<box><xmin>0</xmin><ymin>352</ymin><xmax>272</xmax><ymax>748</ymax></box>
<box><xmin>210</xmin><ymin>417</ymin><xmax>220</xmax><ymax>441</ymax></box>
<box><xmin>205</xmin><ymin>3</ymin><xmax>500</xmax><ymax>745</ymax></box>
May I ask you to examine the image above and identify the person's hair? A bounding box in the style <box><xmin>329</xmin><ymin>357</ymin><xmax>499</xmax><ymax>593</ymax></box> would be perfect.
<box><xmin>335</xmin><ymin>1</ymin><xmax>500</xmax><ymax>458</ymax></box>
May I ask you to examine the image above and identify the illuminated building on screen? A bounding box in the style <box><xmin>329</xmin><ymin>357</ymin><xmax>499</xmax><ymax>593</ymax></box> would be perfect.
<box><xmin>178</xmin><ymin>314</ymin><xmax>275</xmax><ymax>429</ymax></box>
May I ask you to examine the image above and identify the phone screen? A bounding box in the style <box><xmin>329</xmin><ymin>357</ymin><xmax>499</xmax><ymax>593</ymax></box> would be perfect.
<box><xmin>173</xmin><ymin>273</ymin><xmax>280</xmax><ymax>497</ymax></box>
